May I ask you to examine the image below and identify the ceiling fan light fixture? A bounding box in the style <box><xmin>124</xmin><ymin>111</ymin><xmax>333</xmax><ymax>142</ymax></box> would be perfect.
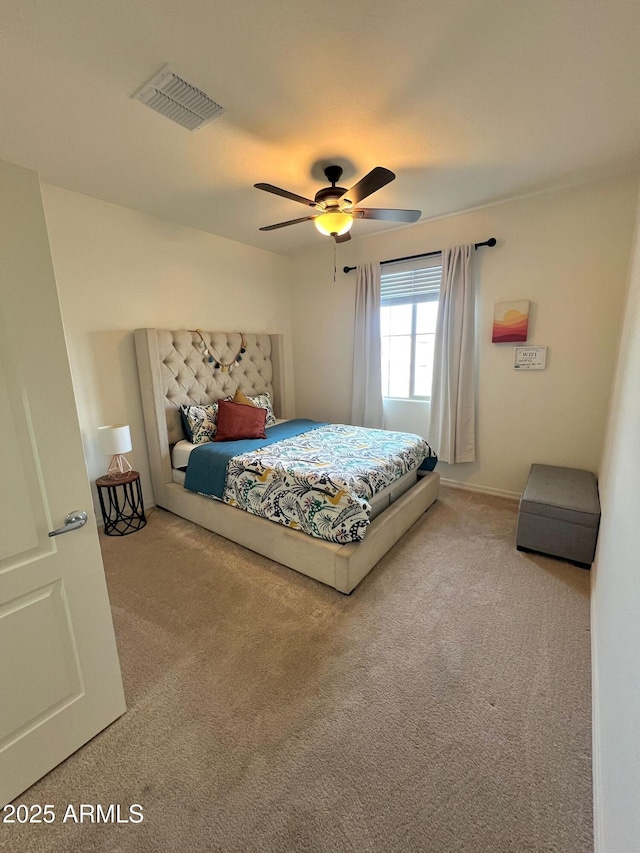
<box><xmin>314</xmin><ymin>211</ymin><xmax>353</xmax><ymax>237</ymax></box>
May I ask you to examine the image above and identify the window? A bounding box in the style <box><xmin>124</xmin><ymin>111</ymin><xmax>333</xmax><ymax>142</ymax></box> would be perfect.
<box><xmin>380</xmin><ymin>257</ymin><xmax>441</xmax><ymax>399</ymax></box>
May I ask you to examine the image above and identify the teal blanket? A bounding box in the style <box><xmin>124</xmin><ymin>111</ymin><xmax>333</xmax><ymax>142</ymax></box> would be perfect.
<box><xmin>184</xmin><ymin>419</ymin><xmax>327</xmax><ymax>499</ymax></box>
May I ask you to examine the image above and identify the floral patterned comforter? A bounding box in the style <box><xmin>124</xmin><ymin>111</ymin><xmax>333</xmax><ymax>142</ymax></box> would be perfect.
<box><xmin>221</xmin><ymin>423</ymin><xmax>434</xmax><ymax>543</ymax></box>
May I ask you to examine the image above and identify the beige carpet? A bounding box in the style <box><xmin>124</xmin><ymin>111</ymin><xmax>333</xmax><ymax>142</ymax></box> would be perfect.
<box><xmin>4</xmin><ymin>487</ymin><xmax>592</xmax><ymax>853</ymax></box>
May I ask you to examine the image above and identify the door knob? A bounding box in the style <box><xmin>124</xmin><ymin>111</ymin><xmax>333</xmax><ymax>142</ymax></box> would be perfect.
<box><xmin>48</xmin><ymin>510</ymin><xmax>88</xmax><ymax>537</ymax></box>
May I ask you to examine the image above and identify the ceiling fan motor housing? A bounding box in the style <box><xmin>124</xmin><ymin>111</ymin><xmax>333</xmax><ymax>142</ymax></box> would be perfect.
<box><xmin>315</xmin><ymin>165</ymin><xmax>351</xmax><ymax>208</ymax></box>
<box><xmin>315</xmin><ymin>185</ymin><xmax>348</xmax><ymax>207</ymax></box>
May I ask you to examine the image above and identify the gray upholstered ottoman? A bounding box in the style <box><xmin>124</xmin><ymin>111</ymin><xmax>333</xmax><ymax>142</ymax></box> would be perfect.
<box><xmin>516</xmin><ymin>464</ymin><xmax>600</xmax><ymax>566</ymax></box>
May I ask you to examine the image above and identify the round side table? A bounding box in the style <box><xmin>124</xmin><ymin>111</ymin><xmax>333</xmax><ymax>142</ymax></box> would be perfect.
<box><xmin>96</xmin><ymin>470</ymin><xmax>147</xmax><ymax>536</ymax></box>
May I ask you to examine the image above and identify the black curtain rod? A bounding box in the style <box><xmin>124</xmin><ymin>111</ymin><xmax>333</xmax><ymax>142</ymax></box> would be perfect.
<box><xmin>342</xmin><ymin>237</ymin><xmax>497</xmax><ymax>274</ymax></box>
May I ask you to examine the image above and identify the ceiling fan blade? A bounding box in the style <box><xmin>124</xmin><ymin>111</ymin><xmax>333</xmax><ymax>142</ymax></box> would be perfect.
<box><xmin>339</xmin><ymin>167</ymin><xmax>395</xmax><ymax>206</ymax></box>
<box><xmin>334</xmin><ymin>232</ymin><xmax>352</xmax><ymax>243</ymax></box>
<box><xmin>254</xmin><ymin>183</ymin><xmax>317</xmax><ymax>207</ymax></box>
<box><xmin>259</xmin><ymin>215</ymin><xmax>317</xmax><ymax>231</ymax></box>
<box><xmin>352</xmin><ymin>208</ymin><xmax>422</xmax><ymax>223</ymax></box>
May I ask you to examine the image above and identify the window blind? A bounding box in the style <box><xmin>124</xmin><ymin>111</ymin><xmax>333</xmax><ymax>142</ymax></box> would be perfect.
<box><xmin>380</xmin><ymin>258</ymin><xmax>442</xmax><ymax>306</ymax></box>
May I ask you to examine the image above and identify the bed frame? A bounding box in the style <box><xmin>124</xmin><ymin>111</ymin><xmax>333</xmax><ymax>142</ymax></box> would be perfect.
<box><xmin>135</xmin><ymin>329</ymin><xmax>440</xmax><ymax>593</ymax></box>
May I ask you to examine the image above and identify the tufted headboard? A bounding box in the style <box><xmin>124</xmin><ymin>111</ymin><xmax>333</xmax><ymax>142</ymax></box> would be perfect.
<box><xmin>134</xmin><ymin>329</ymin><xmax>287</xmax><ymax>506</ymax></box>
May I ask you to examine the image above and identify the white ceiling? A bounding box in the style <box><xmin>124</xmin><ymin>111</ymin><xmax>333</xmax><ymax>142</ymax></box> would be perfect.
<box><xmin>2</xmin><ymin>1</ymin><xmax>639</xmax><ymax>256</ymax></box>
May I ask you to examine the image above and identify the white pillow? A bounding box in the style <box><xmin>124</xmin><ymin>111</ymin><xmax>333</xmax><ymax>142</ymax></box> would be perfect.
<box><xmin>248</xmin><ymin>392</ymin><xmax>277</xmax><ymax>427</ymax></box>
<box><xmin>180</xmin><ymin>401</ymin><xmax>226</xmax><ymax>444</ymax></box>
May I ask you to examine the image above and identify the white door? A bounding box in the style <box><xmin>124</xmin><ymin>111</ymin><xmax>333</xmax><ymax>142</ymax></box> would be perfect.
<box><xmin>0</xmin><ymin>159</ymin><xmax>125</xmax><ymax>805</ymax></box>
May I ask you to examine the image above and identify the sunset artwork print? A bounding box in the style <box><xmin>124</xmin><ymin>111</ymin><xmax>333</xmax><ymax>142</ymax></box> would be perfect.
<box><xmin>492</xmin><ymin>300</ymin><xmax>530</xmax><ymax>343</ymax></box>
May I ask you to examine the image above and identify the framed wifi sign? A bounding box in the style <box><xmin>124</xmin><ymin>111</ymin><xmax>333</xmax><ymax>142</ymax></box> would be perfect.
<box><xmin>513</xmin><ymin>346</ymin><xmax>547</xmax><ymax>370</ymax></box>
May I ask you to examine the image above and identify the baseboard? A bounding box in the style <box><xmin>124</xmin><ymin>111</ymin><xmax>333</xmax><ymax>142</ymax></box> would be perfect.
<box><xmin>439</xmin><ymin>478</ymin><xmax>520</xmax><ymax>501</ymax></box>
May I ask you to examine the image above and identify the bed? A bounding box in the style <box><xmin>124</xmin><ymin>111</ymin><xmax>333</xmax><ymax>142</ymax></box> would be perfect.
<box><xmin>135</xmin><ymin>329</ymin><xmax>440</xmax><ymax>593</ymax></box>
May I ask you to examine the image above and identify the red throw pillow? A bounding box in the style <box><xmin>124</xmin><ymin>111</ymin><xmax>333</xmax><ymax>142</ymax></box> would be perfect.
<box><xmin>214</xmin><ymin>400</ymin><xmax>267</xmax><ymax>441</ymax></box>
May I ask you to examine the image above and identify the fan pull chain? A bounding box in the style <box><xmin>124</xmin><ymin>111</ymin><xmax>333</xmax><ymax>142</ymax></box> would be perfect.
<box><xmin>333</xmin><ymin>241</ymin><xmax>337</xmax><ymax>283</ymax></box>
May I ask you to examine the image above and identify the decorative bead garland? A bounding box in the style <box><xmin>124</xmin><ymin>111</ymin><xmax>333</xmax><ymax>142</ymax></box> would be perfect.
<box><xmin>192</xmin><ymin>329</ymin><xmax>246</xmax><ymax>372</ymax></box>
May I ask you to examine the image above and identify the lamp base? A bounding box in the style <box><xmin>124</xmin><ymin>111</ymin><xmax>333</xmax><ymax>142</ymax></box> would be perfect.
<box><xmin>107</xmin><ymin>454</ymin><xmax>132</xmax><ymax>479</ymax></box>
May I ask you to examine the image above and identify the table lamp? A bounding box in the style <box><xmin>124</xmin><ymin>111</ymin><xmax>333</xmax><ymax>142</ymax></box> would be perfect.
<box><xmin>97</xmin><ymin>424</ymin><xmax>133</xmax><ymax>479</ymax></box>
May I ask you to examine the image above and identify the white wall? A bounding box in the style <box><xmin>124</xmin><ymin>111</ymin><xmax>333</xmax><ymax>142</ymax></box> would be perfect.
<box><xmin>291</xmin><ymin>175</ymin><xmax>639</xmax><ymax>496</ymax></box>
<box><xmin>591</xmin><ymin>192</ymin><xmax>640</xmax><ymax>853</ymax></box>
<box><xmin>41</xmin><ymin>185</ymin><xmax>293</xmax><ymax>517</ymax></box>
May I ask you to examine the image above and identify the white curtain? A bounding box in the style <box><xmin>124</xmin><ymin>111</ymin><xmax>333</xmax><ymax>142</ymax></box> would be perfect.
<box><xmin>430</xmin><ymin>244</ymin><xmax>476</xmax><ymax>463</ymax></box>
<box><xmin>351</xmin><ymin>262</ymin><xmax>383</xmax><ymax>429</ymax></box>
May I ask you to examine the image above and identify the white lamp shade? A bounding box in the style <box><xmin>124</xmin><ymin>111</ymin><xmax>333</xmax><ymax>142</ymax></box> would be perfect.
<box><xmin>97</xmin><ymin>424</ymin><xmax>132</xmax><ymax>456</ymax></box>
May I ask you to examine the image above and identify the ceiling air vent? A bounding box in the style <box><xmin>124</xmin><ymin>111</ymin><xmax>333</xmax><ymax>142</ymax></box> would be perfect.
<box><xmin>132</xmin><ymin>65</ymin><xmax>225</xmax><ymax>131</ymax></box>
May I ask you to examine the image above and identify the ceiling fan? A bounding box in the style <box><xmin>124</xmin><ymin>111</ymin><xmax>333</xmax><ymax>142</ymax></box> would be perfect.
<box><xmin>255</xmin><ymin>165</ymin><xmax>421</xmax><ymax>242</ymax></box>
